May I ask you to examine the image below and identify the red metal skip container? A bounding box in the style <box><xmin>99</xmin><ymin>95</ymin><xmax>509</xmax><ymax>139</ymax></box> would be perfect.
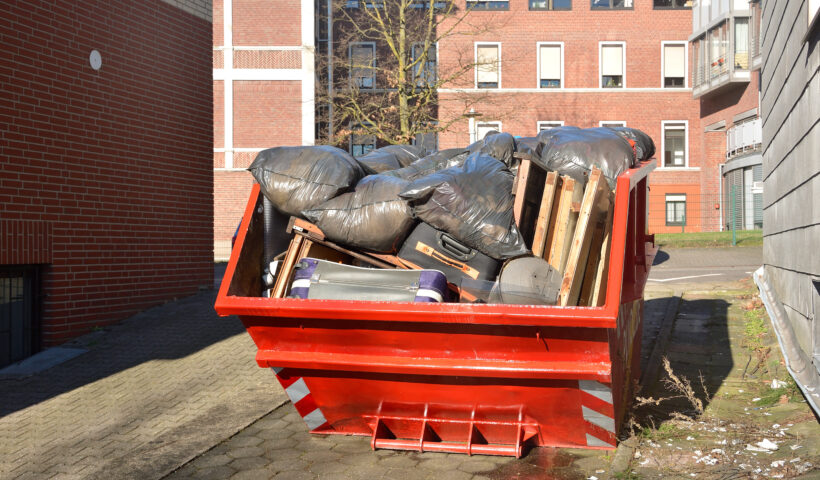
<box><xmin>216</xmin><ymin>161</ymin><xmax>657</xmax><ymax>457</ymax></box>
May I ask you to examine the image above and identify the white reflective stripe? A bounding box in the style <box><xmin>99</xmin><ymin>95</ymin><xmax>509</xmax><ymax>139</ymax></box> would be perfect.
<box><xmin>415</xmin><ymin>288</ymin><xmax>443</xmax><ymax>302</ymax></box>
<box><xmin>302</xmin><ymin>408</ymin><xmax>328</xmax><ymax>430</ymax></box>
<box><xmin>579</xmin><ymin>380</ymin><xmax>613</xmax><ymax>404</ymax></box>
<box><xmin>285</xmin><ymin>378</ymin><xmax>310</xmax><ymax>404</ymax></box>
<box><xmin>291</xmin><ymin>279</ymin><xmax>311</xmax><ymax>289</ymax></box>
<box><xmin>586</xmin><ymin>433</ymin><xmax>615</xmax><ymax>448</ymax></box>
<box><xmin>582</xmin><ymin>406</ymin><xmax>615</xmax><ymax>433</ymax></box>
<box><xmin>271</xmin><ymin>367</ymin><xmax>284</xmax><ymax>375</ymax></box>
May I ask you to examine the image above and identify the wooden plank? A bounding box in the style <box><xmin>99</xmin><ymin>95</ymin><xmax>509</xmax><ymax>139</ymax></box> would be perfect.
<box><xmin>532</xmin><ymin>172</ymin><xmax>560</xmax><ymax>258</ymax></box>
<box><xmin>512</xmin><ymin>159</ymin><xmax>532</xmax><ymax>226</ymax></box>
<box><xmin>272</xmin><ymin>234</ymin><xmax>305</xmax><ymax>299</ymax></box>
<box><xmin>591</xmin><ymin>197</ymin><xmax>614</xmax><ymax>307</ymax></box>
<box><xmin>578</xmin><ymin>209</ymin><xmax>607</xmax><ymax>307</ymax></box>
<box><xmin>288</xmin><ymin>216</ymin><xmax>326</xmax><ymax>240</ymax></box>
<box><xmin>547</xmin><ymin>176</ymin><xmax>584</xmax><ymax>273</ymax></box>
<box><xmin>559</xmin><ymin>168</ymin><xmax>609</xmax><ymax>306</ymax></box>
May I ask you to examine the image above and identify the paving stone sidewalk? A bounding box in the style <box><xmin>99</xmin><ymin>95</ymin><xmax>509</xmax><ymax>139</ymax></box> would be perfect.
<box><xmin>0</xmin><ymin>285</ymin><xmax>287</xmax><ymax>479</ymax></box>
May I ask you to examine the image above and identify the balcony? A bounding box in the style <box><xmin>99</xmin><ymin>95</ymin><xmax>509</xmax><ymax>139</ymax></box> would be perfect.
<box><xmin>726</xmin><ymin>118</ymin><xmax>761</xmax><ymax>159</ymax></box>
<box><xmin>689</xmin><ymin>1</ymin><xmax>761</xmax><ymax>99</ymax></box>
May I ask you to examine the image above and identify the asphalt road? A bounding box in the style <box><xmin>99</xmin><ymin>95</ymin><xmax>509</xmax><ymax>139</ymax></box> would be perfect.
<box><xmin>648</xmin><ymin>246</ymin><xmax>763</xmax><ymax>283</ymax></box>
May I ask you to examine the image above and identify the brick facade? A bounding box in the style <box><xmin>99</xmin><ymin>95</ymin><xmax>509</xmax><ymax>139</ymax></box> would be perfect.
<box><xmin>0</xmin><ymin>0</ymin><xmax>213</xmax><ymax>346</ymax></box>
<box><xmin>213</xmin><ymin>0</ymin><xmax>311</xmax><ymax>260</ymax></box>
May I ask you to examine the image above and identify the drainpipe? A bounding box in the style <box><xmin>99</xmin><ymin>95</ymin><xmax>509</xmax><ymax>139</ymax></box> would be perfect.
<box><xmin>718</xmin><ymin>162</ymin><xmax>724</xmax><ymax>231</ymax></box>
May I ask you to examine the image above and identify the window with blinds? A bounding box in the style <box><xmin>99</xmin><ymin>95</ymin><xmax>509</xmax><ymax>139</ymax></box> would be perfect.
<box><xmin>476</xmin><ymin>44</ymin><xmax>500</xmax><ymax>88</ymax></box>
<box><xmin>663</xmin><ymin>122</ymin><xmax>687</xmax><ymax>167</ymax></box>
<box><xmin>601</xmin><ymin>43</ymin><xmax>624</xmax><ymax>88</ymax></box>
<box><xmin>538</xmin><ymin>44</ymin><xmax>562</xmax><ymax>88</ymax></box>
<box><xmin>476</xmin><ymin>121</ymin><xmax>501</xmax><ymax>140</ymax></box>
<box><xmin>538</xmin><ymin>121</ymin><xmax>563</xmax><ymax>131</ymax></box>
<box><xmin>663</xmin><ymin>43</ymin><xmax>685</xmax><ymax>88</ymax></box>
<box><xmin>350</xmin><ymin>43</ymin><xmax>376</xmax><ymax>89</ymax></box>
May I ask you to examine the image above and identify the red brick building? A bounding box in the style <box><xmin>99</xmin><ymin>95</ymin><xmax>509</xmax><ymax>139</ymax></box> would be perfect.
<box><xmin>213</xmin><ymin>0</ymin><xmax>762</xmax><ymax>253</ymax></box>
<box><xmin>0</xmin><ymin>0</ymin><xmax>213</xmax><ymax>365</ymax></box>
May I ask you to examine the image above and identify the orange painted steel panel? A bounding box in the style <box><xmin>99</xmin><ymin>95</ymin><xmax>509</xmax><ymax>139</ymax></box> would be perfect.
<box><xmin>216</xmin><ymin>160</ymin><xmax>657</xmax><ymax>457</ymax></box>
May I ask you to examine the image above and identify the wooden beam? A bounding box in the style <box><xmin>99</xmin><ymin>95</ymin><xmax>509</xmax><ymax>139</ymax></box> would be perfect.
<box><xmin>531</xmin><ymin>172</ymin><xmax>560</xmax><ymax>258</ymax></box>
<box><xmin>513</xmin><ymin>159</ymin><xmax>532</xmax><ymax>226</ymax></box>
<box><xmin>547</xmin><ymin>176</ymin><xmax>584</xmax><ymax>273</ymax></box>
<box><xmin>591</xmin><ymin>198</ymin><xmax>615</xmax><ymax>307</ymax></box>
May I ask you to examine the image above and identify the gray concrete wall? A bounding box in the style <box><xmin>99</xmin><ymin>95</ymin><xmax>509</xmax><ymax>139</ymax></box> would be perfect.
<box><xmin>760</xmin><ymin>0</ymin><xmax>820</xmax><ymax>361</ymax></box>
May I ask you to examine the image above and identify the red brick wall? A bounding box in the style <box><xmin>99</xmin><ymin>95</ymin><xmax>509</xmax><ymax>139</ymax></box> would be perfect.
<box><xmin>214</xmin><ymin>172</ymin><xmax>256</xmax><ymax>251</ymax></box>
<box><xmin>233</xmin><ymin>0</ymin><xmax>301</xmax><ymax>45</ymax></box>
<box><xmin>232</xmin><ymin>81</ymin><xmax>303</xmax><ymax>156</ymax></box>
<box><xmin>0</xmin><ymin>1</ymin><xmax>213</xmax><ymax>345</ymax></box>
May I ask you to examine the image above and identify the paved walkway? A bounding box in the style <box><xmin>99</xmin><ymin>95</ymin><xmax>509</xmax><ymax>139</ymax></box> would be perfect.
<box><xmin>0</xmin><ymin>283</ymin><xmax>286</xmax><ymax>479</ymax></box>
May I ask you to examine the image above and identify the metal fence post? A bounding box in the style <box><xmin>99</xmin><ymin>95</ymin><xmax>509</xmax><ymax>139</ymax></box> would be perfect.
<box><xmin>731</xmin><ymin>185</ymin><xmax>737</xmax><ymax>246</ymax></box>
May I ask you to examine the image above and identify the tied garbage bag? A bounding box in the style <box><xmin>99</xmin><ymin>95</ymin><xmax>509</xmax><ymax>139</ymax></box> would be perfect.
<box><xmin>356</xmin><ymin>144</ymin><xmax>426</xmax><ymax>174</ymax></box>
<box><xmin>539</xmin><ymin>127</ymin><xmax>635</xmax><ymax>188</ymax></box>
<box><xmin>249</xmin><ymin>146</ymin><xmax>365</xmax><ymax>217</ymax></box>
<box><xmin>302</xmin><ymin>174</ymin><xmax>415</xmax><ymax>253</ymax></box>
<box><xmin>611</xmin><ymin>127</ymin><xmax>655</xmax><ymax>163</ymax></box>
<box><xmin>467</xmin><ymin>131</ymin><xmax>516</xmax><ymax>169</ymax></box>
<box><xmin>383</xmin><ymin>148</ymin><xmax>468</xmax><ymax>182</ymax></box>
<box><xmin>400</xmin><ymin>153</ymin><xmax>528</xmax><ymax>260</ymax></box>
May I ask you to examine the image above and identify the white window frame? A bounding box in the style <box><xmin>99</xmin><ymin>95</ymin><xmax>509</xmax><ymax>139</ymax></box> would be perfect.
<box><xmin>474</xmin><ymin>42</ymin><xmax>502</xmax><ymax>89</ymax></box>
<box><xmin>599</xmin><ymin>41</ymin><xmax>626</xmax><ymax>89</ymax></box>
<box><xmin>536</xmin><ymin>41</ymin><xmax>564</xmax><ymax>89</ymax></box>
<box><xmin>599</xmin><ymin>120</ymin><xmax>626</xmax><ymax>127</ymax></box>
<box><xmin>661</xmin><ymin>41</ymin><xmax>688</xmax><ymax>89</ymax></box>
<box><xmin>660</xmin><ymin>120</ymin><xmax>689</xmax><ymax>169</ymax></box>
<box><xmin>537</xmin><ymin>121</ymin><xmax>564</xmax><ymax>131</ymax></box>
<box><xmin>474</xmin><ymin>121</ymin><xmax>502</xmax><ymax>141</ymax></box>
<box><xmin>349</xmin><ymin>41</ymin><xmax>376</xmax><ymax>89</ymax></box>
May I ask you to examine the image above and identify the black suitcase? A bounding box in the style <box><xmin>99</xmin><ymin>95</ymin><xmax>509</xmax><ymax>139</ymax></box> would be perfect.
<box><xmin>398</xmin><ymin>222</ymin><xmax>501</xmax><ymax>284</ymax></box>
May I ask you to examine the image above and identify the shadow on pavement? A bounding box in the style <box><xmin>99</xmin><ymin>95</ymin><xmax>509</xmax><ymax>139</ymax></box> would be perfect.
<box><xmin>652</xmin><ymin>249</ymin><xmax>670</xmax><ymax>266</ymax></box>
<box><xmin>637</xmin><ymin>297</ymin><xmax>732</xmax><ymax>425</ymax></box>
<box><xmin>0</xmin><ymin>265</ymin><xmax>243</xmax><ymax>418</ymax></box>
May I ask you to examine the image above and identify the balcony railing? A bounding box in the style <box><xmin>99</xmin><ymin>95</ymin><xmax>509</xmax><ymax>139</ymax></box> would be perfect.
<box><xmin>726</xmin><ymin>118</ymin><xmax>762</xmax><ymax>159</ymax></box>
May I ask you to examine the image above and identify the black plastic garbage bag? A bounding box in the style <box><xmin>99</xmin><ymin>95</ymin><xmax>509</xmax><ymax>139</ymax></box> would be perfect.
<box><xmin>611</xmin><ymin>127</ymin><xmax>655</xmax><ymax>163</ymax></box>
<box><xmin>383</xmin><ymin>148</ymin><xmax>468</xmax><ymax>182</ymax></box>
<box><xmin>302</xmin><ymin>174</ymin><xmax>415</xmax><ymax>253</ymax></box>
<box><xmin>248</xmin><ymin>146</ymin><xmax>365</xmax><ymax>218</ymax></box>
<box><xmin>467</xmin><ymin>131</ymin><xmax>516</xmax><ymax>169</ymax></box>
<box><xmin>539</xmin><ymin>127</ymin><xmax>635</xmax><ymax>188</ymax></box>
<box><xmin>400</xmin><ymin>153</ymin><xmax>528</xmax><ymax>260</ymax></box>
<box><xmin>356</xmin><ymin>144</ymin><xmax>426</xmax><ymax>174</ymax></box>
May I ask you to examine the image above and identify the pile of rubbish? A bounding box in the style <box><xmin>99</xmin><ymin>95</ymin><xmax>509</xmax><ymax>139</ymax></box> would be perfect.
<box><xmin>248</xmin><ymin>126</ymin><xmax>654</xmax><ymax>306</ymax></box>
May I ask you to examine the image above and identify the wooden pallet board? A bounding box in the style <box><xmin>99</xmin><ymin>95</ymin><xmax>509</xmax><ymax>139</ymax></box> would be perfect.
<box><xmin>547</xmin><ymin>175</ymin><xmax>584</xmax><ymax>274</ymax></box>
<box><xmin>578</xmin><ymin>198</ymin><xmax>611</xmax><ymax>307</ymax></box>
<box><xmin>559</xmin><ymin>168</ymin><xmax>612</xmax><ymax>306</ymax></box>
<box><xmin>531</xmin><ymin>172</ymin><xmax>561</xmax><ymax>258</ymax></box>
<box><xmin>591</xmin><ymin>199</ymin><xmax>615</xmax><ymax>307</ymax></box>
<box><xmin>512</xmin><ymin>159</ymin><xmax>548</xmax><ymax>246</ymax></box>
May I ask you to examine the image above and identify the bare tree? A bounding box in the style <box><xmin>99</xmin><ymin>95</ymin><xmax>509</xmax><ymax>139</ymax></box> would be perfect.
<box><xmin>316</xmin><ymin>0</ymin><xmax>503</xmax><ymax>149</ymax></box>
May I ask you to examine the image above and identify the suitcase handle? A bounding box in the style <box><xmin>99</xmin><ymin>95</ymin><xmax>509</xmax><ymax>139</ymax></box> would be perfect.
<box><xmin>438</xmin><ymin>232</ymin><xmax>475</xmax><ymax>261</ymax></box>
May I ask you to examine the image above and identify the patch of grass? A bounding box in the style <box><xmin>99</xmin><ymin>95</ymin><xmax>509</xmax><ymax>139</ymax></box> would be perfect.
<box><xmin>614</xmin><ymin>470</ymin><xmax>642</xmax><ymax>480</ymax></box>
<box><xmin>654</xmin><ymin>230</ymin><xmax>762</xmax><ymax>248</ymax></box>
<box><xmin>641</xmin><ymin>422</ymin><xmax>687</xmax><ymax>442</ymax></box>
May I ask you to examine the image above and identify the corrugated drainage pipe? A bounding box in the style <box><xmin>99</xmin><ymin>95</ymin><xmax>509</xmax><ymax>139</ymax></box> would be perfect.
<box><xmin>753</xmin><ymin>267</ymin><xmax>820</xmax><ymax>416</ymax></box>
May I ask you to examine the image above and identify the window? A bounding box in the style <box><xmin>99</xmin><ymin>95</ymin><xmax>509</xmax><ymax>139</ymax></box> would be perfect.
<box><xmin>475</xmin><ymin>121</ymin><xmax>501</xmax><ymax>140</ymax></box>
<box><xmin>349</xmin><ymin>43</ymin><xmax>376</xmax><ymax>89</ymax></box>
<box><xmin>475</xmin><ymin>43</ymin><xmax>500</xmax><ymax>89</ymax></box>
<box><xmin>537</xmin><ymin>43</ymin><xmax>563</xmax><ymax>88</ymax></box>
<box><xmin>1</xmin><ymin>266</ymin><xmax>41</xmax><ymax>369</ymax></box>
<box><xmin>530</xmin><ymin>0</ymin><xmax>571</xmax><ymax>10</ymax></box>
<box><xmin>591</xmin><ymin>0</ymin><xmax>632</xmax><ymax>9</ymax></box>
<box><xmin>734</xmin><ymin>17</ymin><xmax>749</xmax><ymax>69</ymax></box>
<box><xmin>599</xmin><ymin>121</ymin><xmax>626</xmax><ymax>127</ymax></box>
<box><xmin>653</xmin><ymin>0</ymin><xmax>691</xmax><ymax>8</ymax></box>
<box><xmin>538</xmin><ymin>121</ymin><xmax>564</xmax><ymax>131</ymax></box>
<box><xmin>665</xmin><ymin>194</ymin><xmax>686</xmax><ymax>226</ymax></box>
<box><xmin>467</xmin><ymin>0</ymin><xmax>509</xmax><ymax>10</ymax></box>
<box><xmin>350</xmin><ymin>125</ymin><xmax>376</xmax><ymax>156</ymax></box>
<box><xmin>412</xmin><ymin>43</ymin><xmax>437</xmax><ymax>87</ymax></box>
<box><xmin>662</xmin><ymin>121</ymin><xmax>687</xmax><ymax>167</ymax></box>
<box><xmin>600</xmin><ymin>42</ymin><xmax>625</xmax><ymax>88</ymax></box>
<box><xmin>346</xmin><ymin>0</ymin><xmax>385</xmax><ymax>7</ymax></box>
<box><xmin>663</xmin><ymin>42</ymin><xmax>686</xmax><ymax>88</ymax></box>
